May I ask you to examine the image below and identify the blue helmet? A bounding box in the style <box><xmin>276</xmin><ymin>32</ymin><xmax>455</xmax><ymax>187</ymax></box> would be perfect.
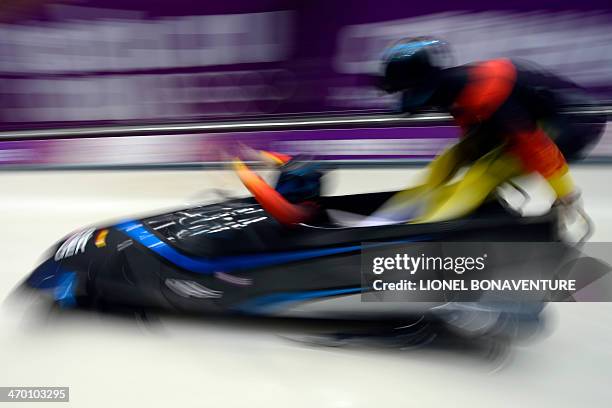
<box><xmin>274</xmin><ymin>159</ymin><xmax>323</xmax><ymax>204</ymax></box>
<box><xmin>379</xmin><ymin>37</ymin><xmax>451</xmax><ymax>94</ymax></box>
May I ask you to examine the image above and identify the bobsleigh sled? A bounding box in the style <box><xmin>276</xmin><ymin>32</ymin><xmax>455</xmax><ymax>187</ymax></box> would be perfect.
<box><xmin>23</xmin><ymin>179</ymin><xmax>562</xmax><ymax>321</ymax></box>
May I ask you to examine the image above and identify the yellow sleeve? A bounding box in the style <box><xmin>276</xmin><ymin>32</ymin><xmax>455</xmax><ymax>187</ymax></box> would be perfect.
<box><xmin>546</xmin><ymin>165</ymin><xmax>575</xmax><ymax>199</ymax></box>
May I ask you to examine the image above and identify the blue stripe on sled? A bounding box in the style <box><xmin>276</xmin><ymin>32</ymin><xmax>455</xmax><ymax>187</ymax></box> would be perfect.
<box><xmin>234</xmin><ymin>287</ymin><xmax>363</xmax><ymax>313</ymax></box>
<box><xmin>116</xmin><ymin>220</ymin><xmax>427</xmax><ymax>275</ymax></box>
<box><xmin>116</xmin><ymin>220</ymin><xmax>363</xmax><ymax>274</ymax></box>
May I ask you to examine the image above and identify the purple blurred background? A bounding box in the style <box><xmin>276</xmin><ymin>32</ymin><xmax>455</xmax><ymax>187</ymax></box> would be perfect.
<box><xmin>0</xmin><ymin>0</ymin><xmax>610</xmax><ymax>167</ymax></box>
<box><xmin>0</xmin><ymin>0</ymin><xmax>610</xmax><ymax>128</ymax></box>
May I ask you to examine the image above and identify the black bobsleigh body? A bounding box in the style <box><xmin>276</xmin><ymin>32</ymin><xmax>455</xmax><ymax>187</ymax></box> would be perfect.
<box><xmin>24</xmin><ymin>189</ymin><xmax>560</xmax><ymax>319</ymax></box>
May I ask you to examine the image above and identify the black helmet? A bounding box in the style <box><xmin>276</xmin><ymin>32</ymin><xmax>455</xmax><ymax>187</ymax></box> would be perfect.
<box><xmin>380</xmin><ymin>37</ymin><xmax>451</xmax><ymax>94</ymax></box>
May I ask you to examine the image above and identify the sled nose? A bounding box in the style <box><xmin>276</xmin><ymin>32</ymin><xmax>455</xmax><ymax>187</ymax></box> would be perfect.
<box><xmin>25</xmin><ymin>259</ymin><xmax>78</xmax><ymax>307</ymax></box>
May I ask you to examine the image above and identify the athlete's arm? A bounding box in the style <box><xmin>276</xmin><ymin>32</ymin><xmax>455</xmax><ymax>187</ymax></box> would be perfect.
<box><xmin>233</xmin><ymin>158</ymin><xmax>314</xmax><ymax>226</ymax></box>
<box><xmin>509</xmin><ymin>128</ymin><xmax>576</xmax><ymax>201</ymax></box>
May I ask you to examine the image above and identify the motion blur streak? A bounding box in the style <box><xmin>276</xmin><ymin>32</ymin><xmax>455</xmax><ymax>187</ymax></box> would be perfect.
<box><xmin>0</xmin><ymin>1</ymin><xmax>610</xmax><ymax>126</ymax></box>
<box><xmin>2</xmin><ymin>168</ymin><xmax>612</xmax><ymax>407</ymax></box>
<box><xmin>0</xmin><ymin>1</ymin><xmax>611</xmax><ymax>407</ymax></box>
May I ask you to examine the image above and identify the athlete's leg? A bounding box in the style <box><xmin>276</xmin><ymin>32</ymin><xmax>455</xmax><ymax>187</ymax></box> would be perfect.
<box><xmin>415</xmin><ymin>146</ymin><xmax>522</xmax><ymax>223</ymax></box>
<box><xmin>370</xmin><ymin>137</ymin><xmax>477</xmax><ymax>221</ymax></box>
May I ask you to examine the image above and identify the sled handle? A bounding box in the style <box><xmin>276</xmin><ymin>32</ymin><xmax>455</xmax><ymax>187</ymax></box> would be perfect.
<box><xmin>575</xmin><ymin>205</ymin><xmax>595</xmax><ymax>244</ymax></box>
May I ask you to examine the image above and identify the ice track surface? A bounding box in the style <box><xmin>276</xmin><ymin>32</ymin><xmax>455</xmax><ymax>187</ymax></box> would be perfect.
<box><xmin>1</xmin><ymin>167</ymin><xmax>612</xmax><ymax>408</ymax></box>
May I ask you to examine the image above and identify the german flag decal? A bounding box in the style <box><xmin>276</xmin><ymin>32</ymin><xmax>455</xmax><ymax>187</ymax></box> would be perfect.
<box><xmin>95</xmin><ymin>229</ymin><xmax>109</xmax><ymax>248</ymax></box>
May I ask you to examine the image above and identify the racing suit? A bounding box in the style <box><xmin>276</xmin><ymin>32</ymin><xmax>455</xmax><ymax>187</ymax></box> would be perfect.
<box><xmin>380</xmin><ymin>59</ymin><xmax>605</xmax><ymax>223</ymax></box>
